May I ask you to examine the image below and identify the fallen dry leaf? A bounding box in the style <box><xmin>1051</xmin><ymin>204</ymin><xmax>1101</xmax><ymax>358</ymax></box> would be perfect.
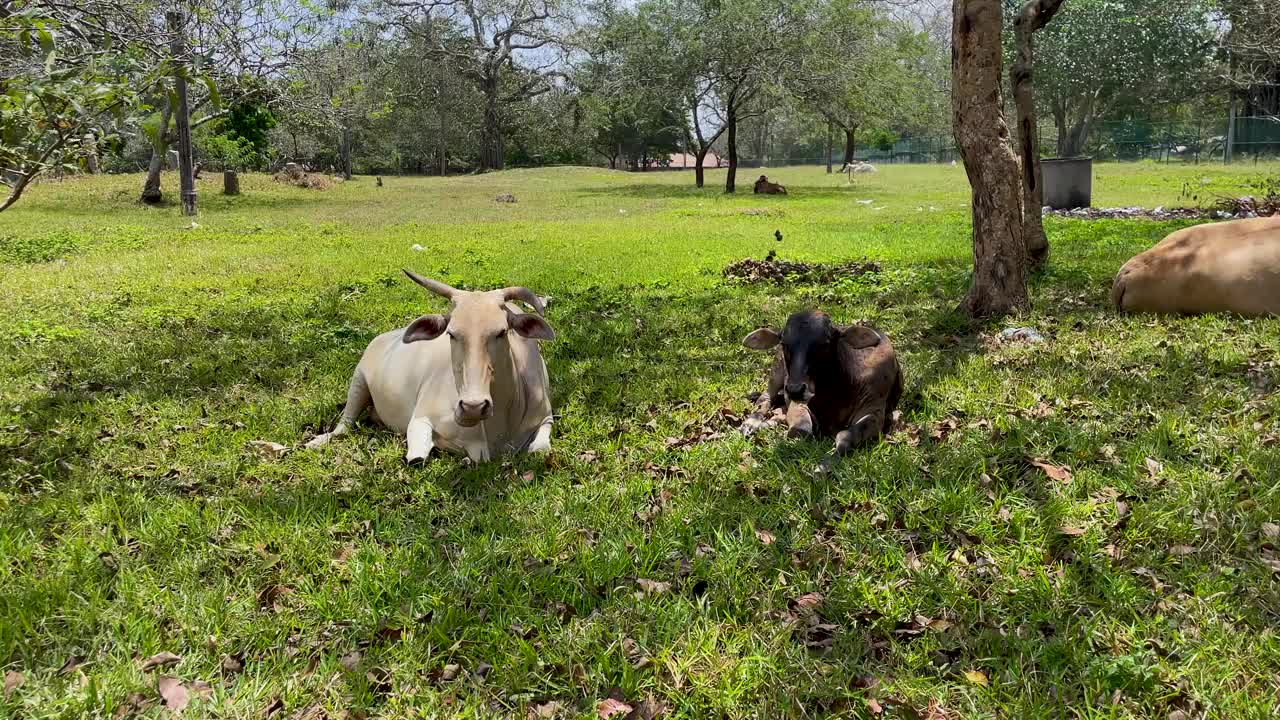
<box><xmin>1059</xmin><ymin>526</ymin><xmax>1087</xmax><ymax>537</ymax></box>
<box><xmin>1169</xmin><ymin>544</ymin><xmax>1196</xmax><ymax>556</ymax></box>
<box><xmin>1030</xmin><ymin>459</ymin><xmax>1072</xmax><ymax>482</ymax></box>
<box><xmin>248</xmin><ymin>440</ymin><xmax>288</xmax><ymax>458</ymax></box>
<box><xmin>1262</xmin><ymin>522</ymin><xmax>1280</xmax><ymax>542</ymax></box>
<box><xmin>157</xmin><ymin>676</ymin><xmax>189</xmax><ymax>712</ymax></box>
<box><xmin>578</xmin><ymin>450</ymin><xmax>598</xmax><ymax>463</ymax></box>
<box><xmin>141</xmin><ymin>651</ymin><xmax>181</xmax><ymax>673</ymax></box>
<box><xmin>112</xmin><ymin>693</ymin><xmax>154</xmax><ymax>719</ymax></box>
<box><xmin>625</xmin><ymin>697</ymin><xmax>667</xmax><ymax>720</ymax></box>
<box><xmin>528</xmin><ymin>700</ymin><xmax>564</xmax><ymax>719</ymax></box>
<box><xmin>256</xmin><ymin>584</ymin><xmax>294</xmax><ymax>611</ymax></box>
<box><xmin>1144</xmin><ymin>457</ymin><xmax>1164</xmax><ymax>478</ymax></box>
<box><xmin>3</xmin><ymin>671</ymin><xmax>22</xmax><ymax>698</ymax></box>
<box><xmin>867</xmin><ymin>697</ymin><xmax>883</xmax><ymax>715</ymax></box>
<box><xmin>962</xmin><ymin>669</ymin><xmax>988</xmax><ymax>686</ymax></box>
<box><xmin>188</xmin><ymin>680</ymin><xmax>211</xmax><ymax>698</ymax></box>
<box><xmin>439</xmin><ymin>663</ymin><xmax>462</xmax><ymax>681</ymax></box>
<box><xmin>598</xmin><ymin>698</ymin><xmax>634</xmax><ymax>719</ymax></box>
<box><xmin>789</xmin><ymin>592</ymin><xmax>824</xmax><ymax>614</ymax></box>
<box><xmin>220</xmin><ymin>654</ymin><xmax>243</xmax><ymax>674</ymax></box>
<box><xmin>340</xmin><ymin>652</ymin><xmax>361</xmax><ymax>672</ymax></box>
<box><xmin>755</xmin><ymin>529</ymin><xmax>776</xmax><ymax>546</ymax></box>
<box><xmin>635</xmin><ymin>579</ymin><xmax>671</xmax><ymax>596</ymax></box>
<box><xmin>262</xmin><ymin>697</ymin><xmax>285</xmax><ymax>717</ymax></box>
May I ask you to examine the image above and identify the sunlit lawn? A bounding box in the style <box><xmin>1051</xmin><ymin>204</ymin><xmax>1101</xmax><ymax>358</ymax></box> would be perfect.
<box><xmin>1</xmin><ymin>162</ymin><xmax>1278</xmax><ymax>718</ymax></box>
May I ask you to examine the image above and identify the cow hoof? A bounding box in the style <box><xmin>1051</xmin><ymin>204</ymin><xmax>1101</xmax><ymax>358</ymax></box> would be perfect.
<box><xmin>305</xmin><ymin>433</ymin><xmax>331</xmax><ymax>449</ymax></box>
<box><xmin>527</xmin><ymin>440</ymin><xmax>551</xmax><ymax>454</ymax></box>
<box><xmin>406</xmin><ymin>454</ymin><xmax>428</xmax><ymax>466</ymax></box>
<box><xmin>786</xmin><ymin>425</ymin><xmax>813</xmax><ymax>440</ymax></box>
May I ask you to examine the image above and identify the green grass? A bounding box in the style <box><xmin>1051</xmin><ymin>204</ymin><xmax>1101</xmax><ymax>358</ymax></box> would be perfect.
<box><xmin>2</xmin><ymin>162</ymin><xmax>1279</xmax><ymax>719</ymax></box>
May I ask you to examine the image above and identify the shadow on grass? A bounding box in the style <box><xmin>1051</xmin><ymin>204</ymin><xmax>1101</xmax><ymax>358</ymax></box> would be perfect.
<box><xmin>7</xmin><ymin>263</ymin><xmax>1277</xmax><ymax>714</ymax></box>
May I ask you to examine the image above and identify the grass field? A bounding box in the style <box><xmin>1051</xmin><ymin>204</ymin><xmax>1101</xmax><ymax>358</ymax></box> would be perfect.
<box><xmin>2</xmin><ymin>163</ymin><xmax>1279</xmax><ymax>719</ymax></box>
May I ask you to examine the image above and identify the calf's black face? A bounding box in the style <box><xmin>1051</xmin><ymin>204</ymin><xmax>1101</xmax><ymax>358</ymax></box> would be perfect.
<box><xmin>743</xmin><ymin>310</ymin><xmax>881</xmax><ymax>401</ymax></box>
<box><xmin>744</xmin><ymin>311</ymin><xmax>835</xmax><ymax>401</ymax></box>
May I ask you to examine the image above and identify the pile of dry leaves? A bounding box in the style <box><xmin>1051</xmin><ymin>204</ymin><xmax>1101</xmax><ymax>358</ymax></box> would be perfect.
<box><xmin>1046</xmin><ymin>194</ymin><xmax>1280</xmax><ymax>221</ymax></box>
<box><xmin>723</xmin><ymin>255</ymin><xmax>880</xmax><ymax>284</ymax></box>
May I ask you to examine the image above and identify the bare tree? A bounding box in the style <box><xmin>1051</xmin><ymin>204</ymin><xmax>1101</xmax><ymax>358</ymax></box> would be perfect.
<box><xmin>952</xmin><ymin>0</ymin><xmax>1028</xmax><ymax>318</ymax></box>
<box><xmin>1011</xmin><ymin>0</ymin><xmax>1065</xmax><ymax>269</ymax></box>
<box><xmin>384</xmin><ymin>0</ymin><xmax>567</xmax><ymax>172</ymax></box>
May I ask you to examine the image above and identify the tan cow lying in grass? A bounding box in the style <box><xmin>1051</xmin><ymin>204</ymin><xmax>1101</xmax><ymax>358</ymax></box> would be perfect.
<box><xmin>307</xmin><ymin>271</ymin><xmax>555</xmax><ymax>463</ymax></box>
<box><xmin>1112</xmin><ymin>216</ymin><xmax>1280</xmax><ymax>316</ymax></box>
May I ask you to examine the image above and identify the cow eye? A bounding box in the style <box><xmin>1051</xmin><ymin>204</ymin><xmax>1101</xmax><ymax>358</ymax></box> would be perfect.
<box><xmin>446</xmin><ymin>330</ymin><xmax>457</xmax><ymax>340</ymax></box>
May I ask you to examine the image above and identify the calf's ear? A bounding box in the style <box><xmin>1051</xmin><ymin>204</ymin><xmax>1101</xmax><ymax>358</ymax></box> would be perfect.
<box><xmin>841</xmin><ymin>325</ymin><xmax>881</xmax><ymax>349</ymax></box>
<box><xmin>743</xmin><ymin>328</ymin><xmax>781</xmax><ymax>350</ymax></box>
<box><xmin>403</xmin><ymin>314</ymin><xmax>450</xmax><ymax>343</ymax></box>
<box><xmin>508</xmin><ymin>310</ymin><xmax>556</xmax><ymax>341</ymax></box>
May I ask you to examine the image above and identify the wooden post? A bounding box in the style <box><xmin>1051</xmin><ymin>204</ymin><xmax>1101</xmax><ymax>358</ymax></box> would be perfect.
<box><xmin>168</xmin><ymin>10</ymin><xmax>197</xmax><ymax>216</ymax></box>
<box><xmin>223</xmin><ymin>171</ymin><xmax>240</xmax><ymax>195</ymax></box>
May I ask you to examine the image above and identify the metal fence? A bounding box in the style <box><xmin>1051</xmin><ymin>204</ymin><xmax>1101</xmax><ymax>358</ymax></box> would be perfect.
<box><xmin>746</xmin><ymin>116</ymin><xmax>1280</xmax><ymax>166</ymax></box>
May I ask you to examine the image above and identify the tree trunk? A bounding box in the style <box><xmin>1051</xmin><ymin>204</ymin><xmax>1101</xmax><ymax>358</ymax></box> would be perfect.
<box><xmin>1013</xmin><ymin>0</ymin><xmax>1065</xmax><ymax>270</ymax></box>
<box><xmin>437</xmin><ymin>53</ymin><xmax>448</xmax><ymax>177</ymax></box>
<box><xmin>168</xmin><ymin>10</ymin><xmax>196</xmax><ymax>217</ymax></box>
<box><xmin>223</xmin><ymin>170</ymin><xmax>240</xmax><ymax>195</ymax></box>
<box><xmin>1056</xmin><ymin>94</ymin><xmax>1095</xmax><ymax>157</ymax></box>
<box><xmin>952</xmin><ymin>0</ymin><xmax>1029</xmax><ymax>319</ymax></box>
<box><xmin>339</xmin><ymin>125</ymin><xmax>353</xmax><ymax>180</ymax></box>
<box><xmin>825</xmin><ymin>122</ymin><xmax>833</xmax><ymax>174</ymax></box>
<box><xmin>141</xmin><ymin>147</ymin><xmax>165</xmax><ymax>204</ymax></box>
<box><xmin>725</xmin><ymin>105</ymin><xmax>738</xmax><ymax>194</ymax></box>
<box><xmin>842</xmin><ymin>127</ymin><xmax>857</xmax><ymax>165</ymax></box>
<box><xmin>480</xmin><ymin>76</ymin><xmax>504</xmax><ymax>172</ymax></box>
<box><xmin>695</xmin><ymin>150</ymin><xmax>706</xmax><ymax>188</ymax></box>
<box><xmin>141</xmin><ymin>102</ymin><xmax>172</xmax><ymax>204</ymax></box>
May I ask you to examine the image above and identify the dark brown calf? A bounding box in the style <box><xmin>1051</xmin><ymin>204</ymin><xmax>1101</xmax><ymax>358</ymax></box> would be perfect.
<box><xmin>742</xmin><ymin>310</ymin><xmax>902</xmax><ymax>473</ymax></box>
<box><xmin>753</xmin><ymin>175</ymin><xmax>787</xmax><ymax>194</ymax></box>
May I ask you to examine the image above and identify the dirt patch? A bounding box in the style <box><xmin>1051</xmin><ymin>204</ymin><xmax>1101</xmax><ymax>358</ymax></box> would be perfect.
<box><xmin>724</xmin><ymin>253</ymin><xmax>880</xmax><ymax>284</ymax></box>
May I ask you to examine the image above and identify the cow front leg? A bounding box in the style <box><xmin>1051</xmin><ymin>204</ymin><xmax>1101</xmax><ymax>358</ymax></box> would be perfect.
<box><xmin>526</xmin><ymin>415</ymin><xmax>554</xmax><ymax>454</ymax></box>
<box><xmin>814</xmin><ymin>408</ymin><xmax>886</xmax><ymax>475</ymax></box>
<box><xmin>405</xmin><ymin>415</ymin><xmax>435</xmax><ymax>465</ymax></box>
<box><xmin>306</xmin><ymin>368</ymin><xmax>371</xmax><ymax>449</ymax></box>
<box><xmin>742</xmin><ymin>390</ymin><xmax>783</xmax><ymax>437</ymax></box>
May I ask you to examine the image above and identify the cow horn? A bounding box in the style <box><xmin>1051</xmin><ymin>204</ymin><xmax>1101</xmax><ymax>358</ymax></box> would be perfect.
<box><xmin>501</xmin><ymin>286</ymin><xmax>546</xmax><ymax>315</ymax></box>
<box><xmin>402</xmin><ymin>269</ymin><xmax>457</xmax><ymax>300</ymax></box>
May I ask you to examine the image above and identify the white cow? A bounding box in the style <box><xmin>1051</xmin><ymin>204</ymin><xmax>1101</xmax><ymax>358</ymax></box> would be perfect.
<box><xmin>306</xmin><ymin>271</ymin><xmax>555</xmax><ymax>463</ymax></box>
<box><xmin>839</xmin><ymin>161</ymin><xmax>877</xmax><ymax>182</ymax></box>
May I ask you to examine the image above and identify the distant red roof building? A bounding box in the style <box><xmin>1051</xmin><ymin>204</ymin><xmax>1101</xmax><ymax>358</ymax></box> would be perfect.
<box><xmin>644</xmin><ymin>152</ymin><xmax>722</xmax><ymax>169</ymax></box>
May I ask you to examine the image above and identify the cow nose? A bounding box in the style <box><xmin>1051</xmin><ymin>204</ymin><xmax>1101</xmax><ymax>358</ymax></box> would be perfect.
<box><xmin>786</xmin><ymin>383</ymin><xmax>807</xmax><ymax>399</ymax></box>
<box><xmin>458</xmin><ymin>398</ymin><xmax>492</xmax><ymax>417</ymax></box>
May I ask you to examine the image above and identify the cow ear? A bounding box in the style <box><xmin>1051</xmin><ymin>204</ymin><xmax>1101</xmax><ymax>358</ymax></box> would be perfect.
<box><xmin>403</xmin><ymin>314</ymin><xmax>450</xmax><ymax>343</ymax></box>
<box><xmin>743</xmin><ymin>328</ymin><xmax>781</xmax><ymax>350</ymax></box>
<box><xmin>508</xmin><ymin>311</ymin><xmax>555</xmax><ymax>341</ymax></box>
<box><xmin>841</xmin><ymin>325</ymin><xmax>881</xmax><ymax>349</ymax></box>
